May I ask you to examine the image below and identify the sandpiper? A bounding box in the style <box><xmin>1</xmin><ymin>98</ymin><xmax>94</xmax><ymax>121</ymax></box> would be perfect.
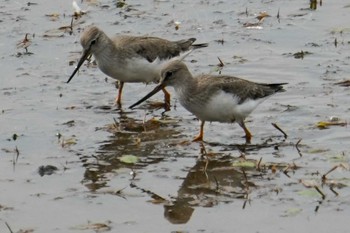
<box><xmin>67</xmin><ymin>26</ymin><xmax>208</xmax><ymax>108</ymax></box>
<box><xmin>129</xmin><ymin>60</ymin><xmax>287</xmax><ymax>143</ymax></box>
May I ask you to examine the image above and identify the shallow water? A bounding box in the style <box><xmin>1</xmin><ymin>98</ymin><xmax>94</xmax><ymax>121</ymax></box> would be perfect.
<box><xmin>1</xmin><ymin>0</ymin><xmax>350</xmax><ymax>232</ymax></box>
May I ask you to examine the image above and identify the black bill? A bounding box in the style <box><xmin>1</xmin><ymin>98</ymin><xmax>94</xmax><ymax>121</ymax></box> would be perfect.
<box><xmin>66</xmin><ymin>48</ymin><xmax>91</xmax><ymax>83</ymax></box>
<box><xmin>129</xmin><ymin>84</ymin><xmax>165</xmax><ymax>109</ymax></box>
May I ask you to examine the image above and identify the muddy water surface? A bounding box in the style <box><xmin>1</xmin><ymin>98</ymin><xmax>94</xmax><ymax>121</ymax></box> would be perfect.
<box><xmin>1</xmin><ymin>0</ymin><xmax>350</xmax><ymax>232</ymax></box>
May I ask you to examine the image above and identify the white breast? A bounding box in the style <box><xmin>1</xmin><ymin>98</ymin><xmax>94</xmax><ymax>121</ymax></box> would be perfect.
<box><xmin>182</xmin><ymin>90</ymin><xmax>266</xmax><ymax>123</ymax></box>
<box><xmin>97</xmin><ymin>56</ymin><xmax>162</xmax><ymax>83</ymax></box>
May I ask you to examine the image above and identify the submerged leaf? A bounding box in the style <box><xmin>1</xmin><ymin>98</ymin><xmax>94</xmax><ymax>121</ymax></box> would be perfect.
<box><xmin>116</xmin><ymin>0</ymin><xmax>126</xmax><ymax>8</ymax></box>
<box><xmin>119</xmin><ymin>155</ymin><xmax>139</xmax><ymax>164</ymax></box>
<box><xmin>72</xmin><ymin>222</ymin><xmax>111</xmax><ymax>231</ymax></box>
<box><xmin>282</xmin><ymin>207</ymin><xmax>302</xmax><ymax>217</ymax></box>
<box><xmin>232</xmin><ymin>160</ymin><xmax>256</xmax><ymax>168</ymax></box>
<box><xmin>62</xmin><ymin>137</ymin><xmax>77</xmax><ymax>146</ymax></box>
<box><xmin>306</xmin><ymin>148</ymin><xmax>329</xmax><ymax>154</ymax></box>
<box><xmin>316</xmin><ymin>121</ymin><xmax>347</xmax><ymax>129</ymax></box>
<box><xmin>297</xmin><ymin>189</ymin><xmax>320</xmax><ymax>198</ymax></box>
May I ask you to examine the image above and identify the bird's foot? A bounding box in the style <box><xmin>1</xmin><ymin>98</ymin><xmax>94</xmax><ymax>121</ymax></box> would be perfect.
<box><xmin>245</xmin><ymin>134</ymin><xmax>252</xmax><ymax>144</ymax></box>
<box><xmin>192</xmin><ymin>135</ymin><xmax>203</xmax><ymax>142</ymax></box>
<box><xmin>113</xmin><ymin>99</ymin><xmax>122</xmax><ymax>109</ymax></box>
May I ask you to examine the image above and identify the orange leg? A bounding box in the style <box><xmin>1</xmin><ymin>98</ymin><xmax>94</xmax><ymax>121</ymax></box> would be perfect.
<box><xmin>115</xmin><ymin>81</ymin><xmax>124</xmax><ymax>107</ymax></box>
<box><xmin>162</xmin><ymin>87</ymin><xmax>171</xmax><ymax>111</ymax></box>
<box><xmin>193</xmin><ymin>121</ymin><xmax>205</xmax><ymax>142</ymax></box>
<box><xmin>239</xmin><ymin>121</ymin><xmax>252</xmax><ymax>144</ymax></box>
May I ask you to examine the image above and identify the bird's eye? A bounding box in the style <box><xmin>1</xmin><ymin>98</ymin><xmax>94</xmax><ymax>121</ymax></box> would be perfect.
<box><xmin>164</xmin><ymin>71</ymin><xmax>173</xmax><ymax>79</ymax></box>
<box><xmin>90</xmin><ymin>39</ymin><xmax>97</xmax><ymax>45</ymax></box>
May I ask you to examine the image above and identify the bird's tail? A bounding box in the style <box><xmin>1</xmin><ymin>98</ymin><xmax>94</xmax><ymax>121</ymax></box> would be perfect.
<box><xmin>191</xmin><ymin>42</ymin><xmax>209</xmax><ymax>49</ymax></box>
<box><xmin>265</xmin><ymin>83</ymin><xmax>288</xmax><ymax>93</ymax></box>
<box><xmin>169</xmin><ymin>38</ymin><xmax>208</xmax><ymax>62</ymax></box>
<box><xmin>176</xmin><ymin>38</ymin><xmax>209</xmax><ymax>51</ymax></box>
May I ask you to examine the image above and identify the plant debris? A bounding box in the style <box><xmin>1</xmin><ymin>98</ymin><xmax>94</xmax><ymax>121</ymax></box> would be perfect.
<box><xmin>16</xmin><ymin>33</ymin><xmax>33</xmax><ymax>54</ymax></box>
<box><xmin>335</xmin><ymin>80</ymin><xmax>350</xmax><ymax>87</ymax></box>
<box><xmin>283</xmin><ymin>50</ymin><xmax>312</xmax><ymax>59</ymax></box>
<box><xmin>38</xmin><ymin>165</ymin><xmax>58</xmax><ymax>176</ymax></box>
<box><xmin>316</xmin><ymin>120</ymin><xmax>347</xmax><ymax>129</ymax></box>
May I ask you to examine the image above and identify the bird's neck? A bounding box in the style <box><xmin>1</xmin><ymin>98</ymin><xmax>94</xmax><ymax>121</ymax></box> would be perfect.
<box><xmin>94</xmin><ymin>38</ymin><xmax>122</xmax><ymax>72</ymax></box>
<box><xmin>173</xmin><ymin>76</ymin><xmax>198</xmax><ymax>101</ymax></box>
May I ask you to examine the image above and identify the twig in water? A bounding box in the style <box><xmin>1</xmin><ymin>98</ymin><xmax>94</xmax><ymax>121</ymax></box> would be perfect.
<box><xmin>142</xmin><ymin>112</ymin><xmax>147</xmax><ymax>132</ymax></box>
<box><xmin>329</xmin><ymin>187</ymin><xmax>339</xmax><ymax>196</ymax></box>
<box><xmin>242</xmin><ymin>192</ymin><xmax>250</xmax><ymax>209</ymax></box>
<box><xmin>322</xmin><ymin>165</ymin><xmax>338</xmax><ymax>182</ymax></box>
<box><xmin>217</xmin><ymin>57</ymin><xmax>224</xmax><ymax>67</ymax></box>
<box><xmin>239</xmin><ymin>151</ymin><xmax>246</xmax><ymax>160</ymax></box>
<box><xmin>314</xmin><ymin>186</ymin><xmax>326</xmax><ymax>200</ymax></box>
<box><xmin>295</xmin><ymin>138</ymin><xmax>302</xmax><ymax>157</ymax></box>
<box><xmin>314</xmin><ymin>200</ymin><xmax>322</xmax><ymax>213</ymax></box>
<box><xmin>203</xmin><ymin>156</ymin><xmax>209</xmax><ymax>177</ymax></box>
<box><xmin>242</xmin><ymin>199</ymin><xmax>247</xmax><ymax>209</ymax></box>
<box><xmin>112</xmin><ymin>117</ymin><xmax>119</xmax><ymax>129</ymax></box>
<box><xmin>215</xmin><ymin>38</ymin><xmax>225</xmax><ymax>45</ymax></box>
<box><xmin>216</xmin><ymin>57</ymin><xmax>224</xmax><ymax>74</ymax></box>
<box><xmin>69</xmin><ymin>16</ymin><xmax>74</xmax><ymax>35</ymax></box>
<box><xmin>214</xmin><ymin>176</ymin><xmax>220</xmax><ymax>192</ymax></box>
<box><xmin>5</xmin><ymin>222</ymin><xmax>14</xmax><ymax>233</ymax></box>
<box><xmin>12</xmin><ymin>146</ymin><xmax>20</xmax><ymax>170</ymax></box>
<box><xmin>16</xmin><ymin>33</ymin><xmax>31</xmax><ymax>53</ymax></box>
<box><xmin>115</xmin><ymin>186</ymin><xmax>127</xmax><ymax>199</ymax></box>
<box><xmin>242</xmin><ymin>169</ymin><xmax>248</xmax><ymax>185</ymax></box>
<box><xmin>130</xmin><ymin>182</ymin><xmax>166</xmax><ymax>202</ymax></box>
<box><xmin>256</xmin><ymin>157</ymin><xmax>262</xmax><ymax>171</ymax></box>
<box><xmin>199</xmin><ymin>142</ymin><xmax>207</xmax><ymax>156</ymax></box>
<box><xmin>271</xmin><ymin>123</ymin><xmax>287</xmax><ymax>139</ymax></box>
<box><xmin>282</xmin><ymin>165</ymin><xmax>291</xmax><ymax>178</ymax></box>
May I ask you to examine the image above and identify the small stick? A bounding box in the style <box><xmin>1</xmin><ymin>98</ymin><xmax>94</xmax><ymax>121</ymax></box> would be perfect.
<box><xmin>11</xmin><ymin>146</ymin><xmax>20</xmax><ymax>169</ymax></box>
<box><xmin>214</xmin><ymin>176</ymin><xmax>220</xmax><ymax>192</ymax></box>
<box><xmin>215</xmin><ymin>38</ymin><xmax>225</xmax><ymax>45</ymax></box>
<box><xmin>282</xmin><ymin>165</ymin><xmax>291</xmax><ymax>178</ymax></box>
<box><xmin>295</xmin><ymin>138</ymin><xmax>302</xmax><ymax>157</ymax></box>
<box><xmin>242</xmin><ymin>192</ymin><xmax>250</xmax><ymax>209</ymax></box>
<box><xmin>142</xmin><ymin>112</ymin><xmax>147</xmax><ymax>132</ymax></box>
<box><xmin>130</xmin><ymin>182</ymin><xmax>166</xmax><ymax>201</ymax></box>
<box><xmin>271</xmin><ymin>123</ymin><xmax>287</xmax><ymax>139</ymax></box>
<box><xmin>314</xmin><ymin>202</ymin><xmax>320</xmax><ymax>213</ymax></box>
<box><xmin>68</xmin><ymin>16</ymin><xmax>74</xmax><ymax>35</ymax></box>
<box><xmin>239</xmin><ymin>152</ymin><xmax>246</xmax><ymax>160</ymax></box>
<box><xmin>242</xmin><ymin>169</ymin><xmax>248</xmax><ymax>185</ymax></box>
<box><xmin>204</xmin><ymin>158</ymin><xmax>209</xmax><ymax>173</ymax></box>
<box><xmin>115</xmin><ymin>186</ymin><xmax>127</xmax><ymax>199</ymax></box>
<box><xmin>112</xmin><ymin>117</ymin><xmax>118</xmax><ymax>128</ymax></box>
<box><xmin>256</xmin><ymin>157</ymin><xmax>262</xmax><ymax>171</ymax></box>
<box><xmin>314</xmin><ymin>186</ymin><xmax>326</xmax><ymax>200</ymax></box>
<box><xmin>242</xmin><ymin>199</ymin><xmax>247</xmax><ymax>209</ymax></box>
<box><xmin>322</xmin><ymin>165</ymin><xmax>339</xmax><ymax>182</ymax></box>
<box><xmin>329</xmin><ymin>187</ymin><xmax>339</xmax><ymax>196</ymax></box>
<box><xmin>199</xmin><ymin>142</ymin><xmax>207</xmax><ymax>155</ymax></box>
<box><xmin>131</xmin><ymin>169</ymin><xmax>136</xmax><ymax>180</ymax></box>
<box><xmin>5</xmin><ymin>222</ymin><xmax>14</xmax><ymax>233</ymax></box>
<box><xmin>217</xmin><ymin>57</ymin><xmax>224</xmax><ymax>67</ymax></box>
